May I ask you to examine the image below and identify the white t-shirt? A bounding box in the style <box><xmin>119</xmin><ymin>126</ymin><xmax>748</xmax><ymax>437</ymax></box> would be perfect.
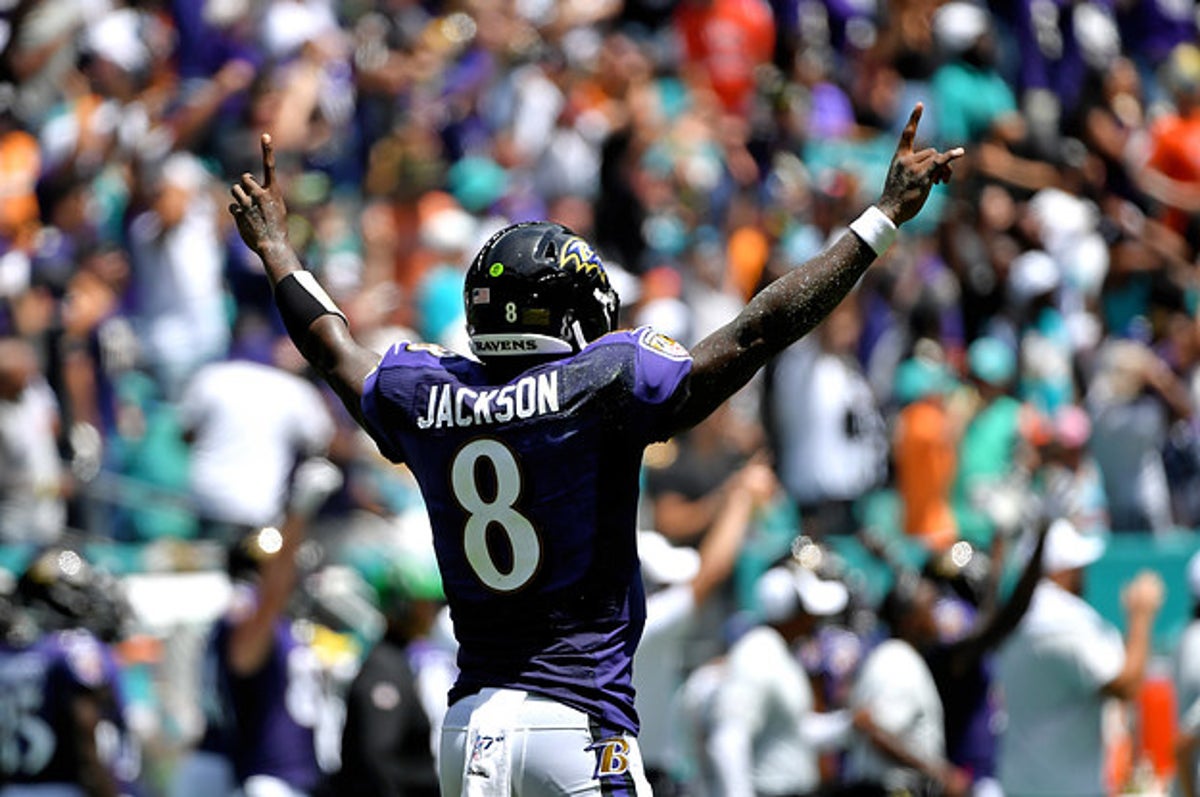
<box><xmin>179</xmin><ymin>360</ymin><xmax>334</xmax><ymax>526</ymax></box>
<box><xmin>1174</xmin><ymin>619</ymin><xmax>1200</xmax><ymax>796</ymax></box>
<box><xmin>709</xmin><ymin>626</ymin><xmax>841</xmax><ymax>797</ymax></box>
<box><xmin>127</xmin><ymin>193</ymin><xmax>231</xmax><ymax>394</ymax></box>
<box><xmin>845</xmin><ymin>637</ymin><xmax>945</xmax><ymax>793</ymax></box>
<box><xmin>771</xmin><ymin>338</ymin><xmax>887</xmax><ymax>506</ymax></box>
<box><xmin>633</xmin><ymin>583</ymin><xmax>697</xmax><ymax>772</ymax></box>
<box><xmin>997</xmin><ymin>580</ymin><xmax>1125</xmax><ymax>797</ymax></box>
<box><xmin>1176</xmin><ymin>619</ymin><xmax>1200</xmax><ymax>732</ymax></box>
<box><xmin>0</xmin><ymin>379</ymin><xmax>64</xmax><ymax>543</ymax></box>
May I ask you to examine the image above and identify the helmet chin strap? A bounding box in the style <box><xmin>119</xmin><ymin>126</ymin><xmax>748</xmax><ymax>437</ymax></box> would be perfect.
<box><xmin>570</xmin><ymin>320</ymin><xmax>590</xmax><ymax>352</ymax></box>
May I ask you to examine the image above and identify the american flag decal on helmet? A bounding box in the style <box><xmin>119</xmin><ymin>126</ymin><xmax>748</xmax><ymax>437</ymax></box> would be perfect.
<box><xmin>471</xmin><ymin>287</ymin><xmax>491</xmax><ymax>304</ymax></box>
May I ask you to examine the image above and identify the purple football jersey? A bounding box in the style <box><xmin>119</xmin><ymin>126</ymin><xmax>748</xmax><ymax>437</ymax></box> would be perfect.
<box><xmin>209</xmin><ymin>589</ymin><xmax>324</xmax><ymax>790</ymax></box>
<box><xmin>0</xmin><ymin>630</ymin><xmax>111</xmax><ymax>785</ymax></box>
<box><xmin>360</xmin><ymin>327</ymin><xmax>693</xmax><ymax>733</ymax></box>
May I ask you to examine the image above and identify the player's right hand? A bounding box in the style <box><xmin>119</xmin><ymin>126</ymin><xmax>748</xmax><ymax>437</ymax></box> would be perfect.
<box><xmin>876</xmin><ymin>103</ymin><xmax>965</xmax><ymax>226</ymax></box>
<box><xmin>229</xmin><ymin>134</ymin><xmax>289</xmax><ymax>256</ymax></box>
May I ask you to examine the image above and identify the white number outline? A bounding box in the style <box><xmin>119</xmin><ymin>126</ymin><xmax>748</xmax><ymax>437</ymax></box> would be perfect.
<box><xmin>504</xmin><ymin>302</ymin><xmax>519</xmax><ymax>323</ymax></box>
<box><xmin>0</xmin><ymin>670</ymin><xmax>56</xmax><ymax>776</ymax></box>
<box><xmin>451</xmin><ymin>438</ymin><xmax>542</xmax><ymax>593</ymax></box>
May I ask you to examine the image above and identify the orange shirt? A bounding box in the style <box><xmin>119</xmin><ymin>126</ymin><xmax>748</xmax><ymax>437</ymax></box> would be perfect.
<box><xmin>894</xmin><ymin>398</ymin><xmax>958</xmax><ymax>552</ymax></box>
<box><xmin>1146</xmin><ymin>110</ymin><xmax>1200</xmax><ymax>234</ymax></box>
<box><xmin>675</xmin><ymin>0</ymin><xmax>775</xmax><ymax>115</ymax></box>
<box><xmin>0</xmin><ymin>129</ymin><xmax>40</xmax><ymax>239</ymax></box>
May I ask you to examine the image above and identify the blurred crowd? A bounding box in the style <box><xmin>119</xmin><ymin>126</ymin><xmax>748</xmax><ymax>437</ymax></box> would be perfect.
<box><xmin>1</xmin><ymin>0</ymin><xmax>1200</xmax><ymax>794</ymax></box>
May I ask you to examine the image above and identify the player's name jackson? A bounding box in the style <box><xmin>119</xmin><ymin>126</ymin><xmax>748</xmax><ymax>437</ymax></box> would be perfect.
<box><xmin>416</xmin><ymin>371</ymin><xmax>560</xmax><ymax>429</ymax></box>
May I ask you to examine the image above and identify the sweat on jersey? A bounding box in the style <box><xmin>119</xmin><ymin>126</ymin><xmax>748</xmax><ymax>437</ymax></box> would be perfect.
<box><xmin>359</xmin><ymin>327</ymin><xmax>693</xmax><ymax>735</ymax></box>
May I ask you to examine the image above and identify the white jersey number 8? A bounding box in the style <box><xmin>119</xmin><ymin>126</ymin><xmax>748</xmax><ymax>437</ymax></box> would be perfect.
<box><xmin>451</xmin><ymin>438</ymin><xmax>541</xmax><ymax>592</ymax></box>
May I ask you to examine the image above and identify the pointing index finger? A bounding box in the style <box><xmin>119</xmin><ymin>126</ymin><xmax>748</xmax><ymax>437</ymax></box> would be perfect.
<box><xmin>261</xmin><ymin>133</ymin><xmax>275</xmax><ymax>189</ymax></box>
<box><xmin>897</xmin><ymin>103</ymin><xmax>923</xmax><ymax>155</ymax></box>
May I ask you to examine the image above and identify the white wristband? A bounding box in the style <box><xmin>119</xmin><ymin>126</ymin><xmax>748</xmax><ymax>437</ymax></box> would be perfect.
<box><xmin>849</xmin><ymin>205</ymin><xmax>898</xmax><ymax>256</ymax></box>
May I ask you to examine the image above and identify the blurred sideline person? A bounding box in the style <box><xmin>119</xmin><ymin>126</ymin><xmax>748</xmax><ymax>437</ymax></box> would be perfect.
<box><xmin>919</xmin><ymin>528</ymin><xmax>1045</xmax><ymax>797</ymax></box>
<box><xmin>996</xmin><ymin>519</ymin><xmax>1165</xmax><ymax>797</ymax></box>
<box><xmin>1175</xmin><ymin>549</ymin><xmax>1200</xmax><ymax>797</ymax></box>
<box><xmin>706</xmin><ymin>564</ymin><xmax>853</xmax><ymax>797</ymax></box>
<box><xmin>0</xmin><ymin>548</ymin><xmax>127</xmax><ymax>797</ymax></box>
<box><xmin>842</xmin><ymin>575</ymin><xmax>970</xmax><ymax>797</ymax></box>
<box><xmin>228</xmin><ymin>105</ymin><xmax>963</xmax><ymax>796</ymax></box>
<box><xmin>634</xmin><ymin>454</ymin><xmax>779</xmax><ymax>795</ymax></box>
<box><xmin>318</xmin><ymin>551</ymin><xmax>457</xmax><ymax>797</ymax></box>
<box><xmin>171</xmin><ymin>458</ymin><xmax>342</xmax><ymax>797</ymax></box>
<box><xmin>860</xmin><ymin>518</ymin><xmax>1050</xmax><ymax>795</ymax></box>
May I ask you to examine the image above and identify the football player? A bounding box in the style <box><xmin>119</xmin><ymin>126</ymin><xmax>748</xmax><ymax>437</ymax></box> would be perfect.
<box><xmin>0</xmin><ymin>548</ymin><xmax>130</xmax><ymax>797</ymax></box>
<box><xmin>228</xmin><ymin>103</ymin><xmax>963</xmax><ymax>797</ymax></box>
<box><xmin>184</xmin><ymin>457</ymin><xmax>343</xmax><ymax>797</ymax></box>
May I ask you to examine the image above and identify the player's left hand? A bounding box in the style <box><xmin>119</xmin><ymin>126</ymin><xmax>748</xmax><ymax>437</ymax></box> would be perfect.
<box><xmin>229</xmin><ymin>134</ymin><xmax>289</xmax><ymax>256</ymax></box>
<box><xmin>876</xmin><ymin>103</ymin><xmax>966</xmax><ymax>226</ymax></box>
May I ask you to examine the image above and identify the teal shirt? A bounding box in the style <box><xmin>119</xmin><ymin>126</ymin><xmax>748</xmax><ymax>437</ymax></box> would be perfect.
<box><xmin>953</xmin><ymin>395</ymin><xmax>1023</xmax><ymax>545</ymax></box>
<box><xmin>931</xmin><ymin>62</ymin><xmax>1018</xmax><ymax>145</ymax></box>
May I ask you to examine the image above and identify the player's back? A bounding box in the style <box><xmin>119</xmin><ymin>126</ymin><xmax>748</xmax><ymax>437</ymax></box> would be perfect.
<box><xmin>360</xmin><ymin>328</ymin><xmax>692</xmax><ymax>734</ymax></box>
<box><xmin>0</xmin><ymin>630</ymin><xmax>111</xmax><ymax>787</ymax></box>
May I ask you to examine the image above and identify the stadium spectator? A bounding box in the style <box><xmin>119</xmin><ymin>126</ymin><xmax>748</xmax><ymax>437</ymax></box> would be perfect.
<box><xmin>842</xmin><ymin>573</ymin><xmax>969</xmax><ymax>797</ymax></box>
<box><xmin>996</xmin><ymin>518</ymin><xmax>1165</xmax><ymax>797</ymax></box>
<box><xmin>706</xmin><ymin>563</ymin><xmax>852</xmax><ymax>797</ymax></box>
<box><xmin>1136</xmin><ymin>43</ymin><xmax>1200</xmax><ymax>248</ymax></box>
<box><xmin>125</xmin><ymin>153</ymin><xmax>231</xmax><ymax>400</ymax></box>
<box><xmin>766</xmin><ymin>297</ymin><xmax>888</xmax><ymax>540</ymax></box>
<box><xmin>1034</xmin><ymin>404</ymin><xmax>1110</xmax><ymax>536</ymax></box>
<box><xmin>634</xmin><ymin>454</ymin><xmax>778</xmax><ymax>795</ymax></box>
<box><xmin>892</xmin><ymin>353</ymin><xmax>960</xmax><ymax>552</ymax></box>
<box><xmin>0</xmin><ymin>335</ymin><xmax>67</xmax><ymax>544</ymax></box>
<box><xmin>952</xmin><ymin>335</ymin><xmax>1034</xmax><ymax>546</ymax></box>
<box><xmin>1086</xmin><ymin>338</ymin><xmax>1192</xmax><ymax>533</ymax></box>
<box><xmin>675</xmin><ymin>0</ymin><xmax>776</xmax><ymax>117</ymax></box>
<box><xmin>177</xmin><ymin>323</ymin><xmax>335</xmax><ymax>540</ymax></box>
<box><xmin>228</xmin><ymin>102</ymin><xmax>963</xmax><ymax>796</ymax></box>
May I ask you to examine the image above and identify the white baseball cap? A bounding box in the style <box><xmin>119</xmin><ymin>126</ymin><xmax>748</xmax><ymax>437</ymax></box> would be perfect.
<box><xmin>1008</xmin><ymin>250</ymin><xmax>1061</xmax><ymax>306</ymax></box>
<box><xmin>1042</xmin><ymin>518</ymin><xmax>1106</xmax><ymax>573</ymax></box>
<box><xmin>756</xmin><ymin>566</ymin><xmax>849</xmax><ymax>622</ymax></box>
<box><xmin>933</xmin><ymin>2</ymin><xmax>990</xmax><ymax>54</ymax></box>
<box><xmin>638</xmin><ymin>531</ymin><xmax>700</xmax><ymax>586</ymax></box>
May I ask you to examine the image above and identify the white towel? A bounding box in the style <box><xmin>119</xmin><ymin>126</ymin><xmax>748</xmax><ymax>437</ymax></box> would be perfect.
<box><xmin>463</xmin><ymin>689</ymin><xmax>527</xmax><ymax>797</ymax></box>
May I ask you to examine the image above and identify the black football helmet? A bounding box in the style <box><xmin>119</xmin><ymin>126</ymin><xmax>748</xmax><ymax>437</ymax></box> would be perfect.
<box><xmin>15</xmin><ymin>547</ymin><xmax>118</xmax><ymax>635</ymax></box>
<box><xmin>463</xmin><ymin>222</ymin><xmax>619</xmax><ymax>360</ymax></box>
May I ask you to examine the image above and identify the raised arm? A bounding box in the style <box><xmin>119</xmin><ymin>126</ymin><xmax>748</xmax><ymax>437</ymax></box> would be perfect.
<box><xmin>229</xmin><ymin>134</ymin><xmax>381</xmax><ymax>425</ymax></box>
<box><xmin>950</xmin><ymin>521</ymin><xmax>1049</xmax><ymax>673</ymax></box>
<box><xmin>667</xmin><ymin>104</ymin><xmax>964</xmax><ymax>434</ymax></box>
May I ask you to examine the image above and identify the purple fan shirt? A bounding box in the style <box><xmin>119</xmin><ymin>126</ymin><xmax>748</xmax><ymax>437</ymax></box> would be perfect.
<box><xmin>360</xmin><ymin>327</ymin><xmax>693</xmax><ymax>734</ymax></box>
